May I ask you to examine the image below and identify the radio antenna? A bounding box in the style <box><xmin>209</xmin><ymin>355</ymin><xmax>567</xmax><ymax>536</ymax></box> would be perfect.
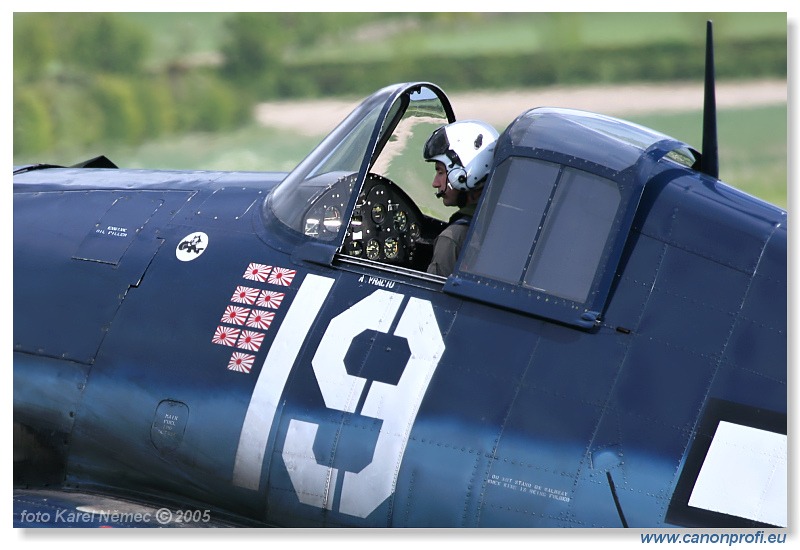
<box><xmin>700</xmin><ymin>20</ymin><xmax>719</xmax><ymax>179</ymax></box>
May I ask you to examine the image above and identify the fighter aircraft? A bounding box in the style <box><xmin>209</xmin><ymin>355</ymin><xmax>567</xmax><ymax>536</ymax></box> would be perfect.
<box><xmin>13</xmin><ymin>22</ymin><xmax>786</xmax><ymax>528</ymax></box>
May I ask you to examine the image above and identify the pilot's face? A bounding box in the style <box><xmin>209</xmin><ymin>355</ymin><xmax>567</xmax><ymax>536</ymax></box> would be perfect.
<box><xmin>432</xmin><ymin>161</ymin><xmax>460</xmax><ymax>207</ymax></box>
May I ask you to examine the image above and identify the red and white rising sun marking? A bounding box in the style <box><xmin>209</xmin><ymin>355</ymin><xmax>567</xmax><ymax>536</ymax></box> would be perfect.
<box><xmin>221</xmin><ymin>305</ymin><xmax>250</xmax><ymax>325</ymax></box>
<box><xmin>212</xmin><ymin>326</ymin><xmax>240</xmax><ymax>347</ymax></box>
<box><xmin>214</xmin><ymin>265</ymin><xmax>302</xmax><ymax>372</ymax></box>
<box><xmin>268</xmin><ymin>267</ymin><xmax>296</xmax><ymax>286</ymax></box>
<box><xmin>257</xmin><ymin>290</ymin><xmax>285</xmax><ymax>309</ymax></box>
<box><xmin>227</xmin><ymin>352</ymin><xmax>255</xmax><ymax>373</ymax></box>
<box><xmin>231</xmin><ymin>285</ymin><xmax>260</xmax><ymax>305</ymax></box>
<box><xmin>237</xmin><ymin>330</ymin><xmax>265</xmax><ymax>352</ymax></box>
<box><xmin>243</xmin><ymin>263</ymin><xmax>272</xmax><ymax>282</ymax></box>
<box><xmin>246</xmin><ymin>309</ymin><xmax>274</xmax><ymax>330</ymax></box>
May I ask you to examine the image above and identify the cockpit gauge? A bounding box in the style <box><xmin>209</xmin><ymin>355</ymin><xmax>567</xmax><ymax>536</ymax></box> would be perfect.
<box><xmin>409</xmin><ymin>222</ymin><xmax>421</xmax><ymax>240</ymax></box>
<box><xmin>371</xmin><ymin>203</ymin><xmax>386</xmax><ymax>225</ymax></box>
<box><xmin>346</xmin><ymin>239</ymin><xmax>363</xmax><ymax>257</ymax></box>
<box><xmin>394</xmin><ymin>210</ymin><xmax>407</xmax><ymax>232</ymax></box>
<box><xmin>366</xmin><ymin>239</ymin><xmax>381</xmax><ymax>260</ymax></box>
<box><xmin>323</xmin><ymin>206</ymin><xmax>342</xmax><ymax>233</ymax></box>
<box><xmin>384</xmin><ymin>237</ymin><xmax>399</xmax><ymax>260</ymax></box>
<box><xmin>304</xmin><ymin>217</ymin><xmax>320</xmax><ymax>238</ymax></box>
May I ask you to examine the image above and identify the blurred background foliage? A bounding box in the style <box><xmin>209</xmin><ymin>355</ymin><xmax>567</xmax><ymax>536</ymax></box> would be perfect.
<box><xmin>12</xmin><ymin>12</ymin><xmax>787</xmax><ymax>205</ymax></box>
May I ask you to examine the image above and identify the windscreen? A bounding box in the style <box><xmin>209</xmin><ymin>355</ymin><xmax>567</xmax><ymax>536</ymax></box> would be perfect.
<box><xmin>269</xmin><ymin>84</ymin><xmax>454</xmax><ymax>237</ymax></box>
<box><xmin>268</xmin><ymin>86</ymin><xmax>394</xmax><ymax>232</ymax></box>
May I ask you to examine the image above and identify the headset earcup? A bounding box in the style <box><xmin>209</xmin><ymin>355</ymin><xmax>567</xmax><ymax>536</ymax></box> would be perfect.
<box><xmin>447</xmin><ymin>166</ymin><xmax>467</xmax><ymax>189</ymax></box>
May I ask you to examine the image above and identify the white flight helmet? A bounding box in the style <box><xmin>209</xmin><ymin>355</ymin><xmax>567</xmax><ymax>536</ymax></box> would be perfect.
<box><xmin>423</xmin><ymin>120</ymin><xmax>499</xmax><ymax>191</ymax></box>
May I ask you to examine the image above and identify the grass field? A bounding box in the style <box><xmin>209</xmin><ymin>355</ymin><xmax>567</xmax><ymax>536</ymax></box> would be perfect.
<box><xmin>121</xmin><ymin>12</ymin><xmax>786</xmax><ymax>66</ymax></box>
<box><xmin>627</xmin><ymin>105</ymin><xmax>787</xmax><ymax>208</ymax></box>
<box><xmin>291</xmin><ymin>12</ymin><xmax>786</xmax><ymax>63</ymax></box>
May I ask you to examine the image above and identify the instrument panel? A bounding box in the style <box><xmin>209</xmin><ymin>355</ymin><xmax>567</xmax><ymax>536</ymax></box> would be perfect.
<box><xmin>303</xmin><ymin>173</ymin><xmax>424</xmax><ymax>267</ymax></box>
<box><xmin>344</xmin><ymin>174</ymin><xmax>422</xmax><ymax>265</ymax></box>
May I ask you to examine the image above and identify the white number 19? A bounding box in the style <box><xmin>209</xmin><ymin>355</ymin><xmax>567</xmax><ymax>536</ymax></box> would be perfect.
<box><xmin>233</xmin><ymin>275</ymin><xmax>445</xmax><ymax>519</ymax></box>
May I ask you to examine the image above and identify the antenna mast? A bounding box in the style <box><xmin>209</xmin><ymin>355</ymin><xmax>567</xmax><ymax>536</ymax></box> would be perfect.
<box><xmin>700</xmin><ymin>20</ymin><xmax>719</xmax><ymax>179</ymax></box>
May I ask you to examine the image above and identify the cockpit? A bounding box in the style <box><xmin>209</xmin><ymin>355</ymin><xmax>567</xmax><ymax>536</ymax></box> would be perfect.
<box><xmin>265</xmin><ymin>81</ymin><xmax>701</xmax><ymax>329</ymax></box>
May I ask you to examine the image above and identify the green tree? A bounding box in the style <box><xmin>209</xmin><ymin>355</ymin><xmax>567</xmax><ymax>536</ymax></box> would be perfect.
<box><xmin>219</xmin><ymin>13</ymin><xmax>380</xmax><ymax>97</ymax></box>
<box><xmin>13</xmin><ymin>14</ymin><xmax>57</xmax><ymax>83</ymax></box>
<box><xmin>134</xmin><ymin>77</ymin><xmax>179</xmax><ymax>139</ymax></box>
<box><xmin>91</xmin><ymin>75</ymin><xmax>145</xmax><ymax>144</ymax></box>
<box><xmin>61</xmin><ymin>13</ymin><xmax>150</xmax><ymax>74</ymax></box>
<box><xmin>172</xmin><ymin>72</ymin><xmax>246</xmax><ymax>133</ymax></box>
<box><xmin>220</xmin><ymin>13</ymin><xmax>286</xmax><ymax>80</ymax></box>
<box><xmin>13</xmin><ymin>88</ymin><xmax>54</xmax><ymax>155</ymax></box>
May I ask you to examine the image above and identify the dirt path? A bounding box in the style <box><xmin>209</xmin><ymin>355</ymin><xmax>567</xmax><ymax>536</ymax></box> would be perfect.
<box><xmin>254</xmin><ymin>79</ymin><xmax>786</xmax><ymax>136</ymax></box>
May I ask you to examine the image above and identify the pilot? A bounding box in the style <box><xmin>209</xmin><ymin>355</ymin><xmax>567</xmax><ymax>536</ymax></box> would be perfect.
<box><xmin>423</xmin><ymin>120</ymin><xmax>499</xmax><ymax>276</ymax></box>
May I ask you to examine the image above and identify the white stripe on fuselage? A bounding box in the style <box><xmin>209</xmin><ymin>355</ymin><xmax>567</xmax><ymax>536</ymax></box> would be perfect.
<box><xmin>689</xmin><ymin>421</ymin><xmax>786</xmax><ymax>526</ymax></box>
<box><xmin>232</xmin><ymin>274</ymin><xmax>334</xmax><ymax>490</ymax></box>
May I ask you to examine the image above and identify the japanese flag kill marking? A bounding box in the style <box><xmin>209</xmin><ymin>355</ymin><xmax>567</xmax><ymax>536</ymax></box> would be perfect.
<box><xmin>215</xmin><ymin>263</ymin><xmax>304</xmax><ymax>373</ymax></box>
<box><xmin>222</xmin><ymin>305</ymin><xmax>251</xmax><ymax>325</ymax></box>
<box><xmin>228</xmin><ymin>352</ymin><xmax>255</xmax><ymax>373</ymax></box>
<box><xmin>268</xmin><ymin>267</ymin><xmax>296</xmax><ymax>286</ymax></box>
<box><xmin>237</xmin><ymin>330</ymin><xmax>265</xmax><ymax>352</ymax></box>
<box><xmin>243</xmin><ymin>263</ymin><xmax>272</xmax><ymax>282</ymax></box>
<box><xmin>213</xmin><ymin>326</ymin><xmax>241</xmax><ymax>347</ymax></box>
<box><xmin>246</xmin><ymin>309</ymin><xmax>274</xmax><ymax>330</ymax></box>
<box><xmin>232</xmin><ymin>286</ymin><xmax>260</xmax><ymax>305</ymax></box>
<box><xmin>257</xmin><ymin>290</ymin><xmax>285</xmax><ymax>309</ymax></box>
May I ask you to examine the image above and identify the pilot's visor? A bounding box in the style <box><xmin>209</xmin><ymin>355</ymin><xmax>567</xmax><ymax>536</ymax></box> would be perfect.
<box><xmin>423</xmin><ymin>126</ymin><xmax>450</xmax><ymax>160</ymax></box>
<box><xmin>422</xmin><ymin>126</ymin><xmax>454</xmax><ymax>160</ymax></box>
<box><xmin>423</xmin><ymin>126</ymin><xmax>463</xmax><ymax>169</ymax></box>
